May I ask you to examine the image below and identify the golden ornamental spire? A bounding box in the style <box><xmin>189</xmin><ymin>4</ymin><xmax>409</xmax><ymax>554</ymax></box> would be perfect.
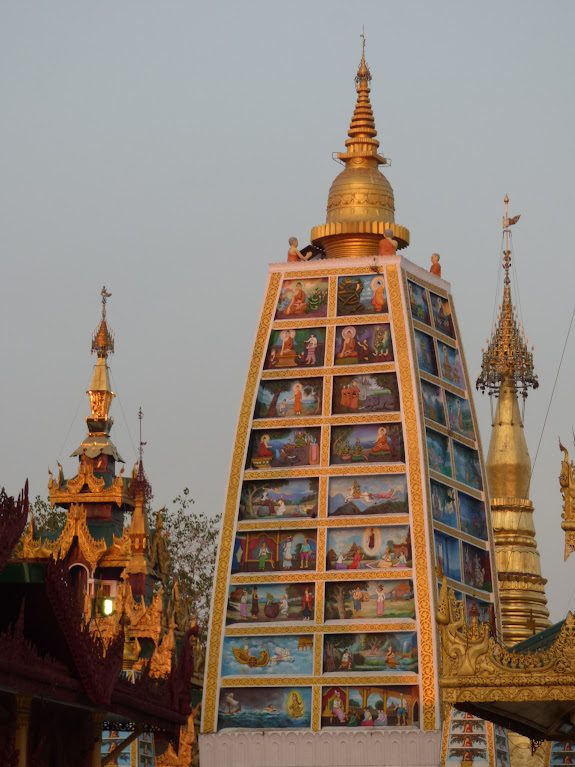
<box><xmin>311</xmin><ymin>38</ymin><xmax>409</xmax><ymax>258</ymax></box>
<box><xmin>476</xmin><ymin>197</ymin><xmax>538</xmax><ymax>399</ymax></box>
<box><xmin>91</xmin><ymin>286</ymin><xmax>115</xmax><ymax>358</ymax></box>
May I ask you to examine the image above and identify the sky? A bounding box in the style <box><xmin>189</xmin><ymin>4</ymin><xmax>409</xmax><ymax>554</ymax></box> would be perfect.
<box><xmin>2</xmin><ymin>0</ymin><xmax>575</xmax><ymax>620</ymax></box>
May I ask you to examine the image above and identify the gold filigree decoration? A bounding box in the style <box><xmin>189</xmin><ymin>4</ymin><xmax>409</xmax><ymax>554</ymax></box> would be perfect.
<box><xmin>221</xmin><ymin>674</ymin><xmax>417</xmax><ymax>687</ymax></box>
<box><xmin>224</xmin><ymin>622</ymin><xmax>415</xmax><ymax>636</ymax></box>
<box><xmin>328</xmin><ymin>276</ymin><xmax>338</xmax><ymax>317</ymax></box>
<box><xmin>251</xmin><ymin>412</ymin><xmax>401</xmax><ymax>429</ymax></box>
<box><xmin>237</xmin><ymin>515</ymin><xmax>409</xmax><ymax>532</ymax></box>
<box><xmin>230</xmin><ymin>569</ymin><xmax>412</xmax><ymax>584</ymax></box>
<box><xmin>243</xmin><ymin>464</ymin><xmax>407</xmax><ymax>480</ymax></box>
<box><xmin>559</xmin><ymin>441</ymin><xmax>575</xmax><ymax>561</ymax></box>
<box><xmin>387</xmin><ymin>265</ymin><xmax>436</xmax><ymax>730</ymax></box>
<box><xmin>274</xmin><ymin>314</ymin><xmax>390</xmax><ymax>330</ymax></box>
<box><xmin>312</xmin><ymin>686</ymin><xmax>321</xmax><ymax>731</ymax></box>
<box><xmin>412</xmin><ymin>319</ymin><xmax>458</xmax><ymax>348</ymax></box>
<box><xmin>202</xmin><ymin>273</ymin><xmax>282</xmax><ymax>733</ymax></box>
<box><xmin>325</xmin><ymin>326</ymin><xmax>335</xmax><ymax>366</ymax></box>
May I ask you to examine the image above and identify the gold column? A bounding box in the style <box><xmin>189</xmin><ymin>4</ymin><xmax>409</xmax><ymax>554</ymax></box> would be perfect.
<box><xmin>487</xmin><ymin>378</ymin><xmax>550</xmax><ymax>646</ymax></box>
<box><xmin>14</xmin><ymin>695</ymin><xmax>32</xmax><ymax>767</ymax></box>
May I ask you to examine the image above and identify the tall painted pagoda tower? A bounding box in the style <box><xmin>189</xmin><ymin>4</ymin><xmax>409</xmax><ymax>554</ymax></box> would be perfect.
<box><xmin>201</xmin><ymin>45</ymin><xmax>501</xmax><ymax>767</ymax></box>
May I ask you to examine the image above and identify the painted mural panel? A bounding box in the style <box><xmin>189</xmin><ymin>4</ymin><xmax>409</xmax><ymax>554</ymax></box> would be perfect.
<box><xmin>446</xmin><ymin>709</ymin><xmax>489</xmax><ymax>764</ymax></box>
<box><xmin>254</xmin><ymin>377</ymin><xmax>323</xmax><ymax>419</ymax></box>
<box><xmin>548</xmin><ymin>741</ymin><xmax>575</xmax><ymax>765</ymax></box>
<box><xmin>430</xmin><ymin>479</ymin><xmax>457</xmax><ymax>530</ymax></box>
<box><xmin>334</xmin><ymin>323</ymin><xmax>393</xmax><ymax>365</ymax></box>
<box><xmin>337</xmin><ymin>274</ymin><xmax>388</xmax><ymax>316</ymax></box>
<box><xmin>232</xmin><ymin>530</ymin><xmax>317</xmax><ymax>574</ymax></box>
<box><xmin>328</xmin><ymin>474</ymin><xmax>407</xmax><ymax>517</ymax></box>
<box><xmin>239</xmin><ymin>477</ymin><xmax>319</xmax><ymax>520</ymax></box>
<box><xmin>453</xmin><ymin>440</ymin><xmax>483</xmax><ymax>490</ymax></box>
<box><xmin>332</xmin><ymin>372</ymin><xmax>400</xmax><ymax>415</ymax></box>
<box><xmin>408</xmin><ymin>280</ymin><xmax>431</xmax><ymax>325</ymax></box>
<box><xmin>426</xmin><ymin>428</ymin><xmax>452</xmax><ymax>478</ymax></box>
<box><xmin>434</xmin><ymin>530</ymin><xmax>462</xmax><ymax>583</ymax></box>
<box><xmin>462</xmin><ymin>542</ymin><xmax>492</xmax><ymax>592</ymax></box>
<box><xmin>414</xmin><ymin>329</ymin><xmax>438</xmax><ymax>377</ymax></box>
<box><xmin>226</xmin><ymin>583</ymin><xmax>315</xmax><ymax>626</ymax></box>
<box><xmin>275</xmin><ymin>278</ymin><xmax>328</xmax><ymax>320</ymax></box>
<box><xmin>437</xmin><ymin>340</ymin><xmax>466</xmax><ymax>389</ymax></box>
<box><xmin>430</xmin><ymin>292</ymin><xmax>455</xmax><ymax>339</ymax></box>
<box><xmin>221</xmin><ymin>634</ymin><xmax>314</xmax><ymax>677</ymax></box>
<box><xmin>218</xmin><ymin>687</ymin><xmax>312</xmax><ymax>730</ymax></box>
<box><xmin>246</xmin><ymin>427</ymin><xmax>321</xmax><ymax>470</ymax></box>
<box><xmin>324</xmin><ymin>579</ymin><xmax>415</xmax><ymax>621</ymax></box>
<box><xmin>331</xmin><ymin>423</ymin><xmax>405</xmax><ymax>465</ymax></box>
<box><xmin>421</xmin><ymin>379</ymin><xmax>446</xmax><ymax>426</ymax></box>
<box><xmin>264</xmin><ymin>327</ymin><xmax>326</xmax><ymax>370</ymax></box>
<box><xmin>494</xmin><ymin>726</ymin><xmax>510</xmax><ymax>767</ymax></box>
<box><xmin>458</xmin><ymin>492</ymin><xmax>487</xmax><ymax>540</ymax></box>
<box><xmin>326</xmin><ymin>525</ymin><xmax>412</xmax><ymax>571</ymax></box>
<box><xmin>320</xmin><ymin>685</ymin><xmax>419</xmax><ymax>728</ymax></box>
<box><xmin>323</xmin><ymin>632</ymin><xmax>418</xmax><ymax>674</ymax></box>
<box><xmin>445</xmin><ymin>390</ymin><xmax>475</xmax><ymax>440</ymax></box>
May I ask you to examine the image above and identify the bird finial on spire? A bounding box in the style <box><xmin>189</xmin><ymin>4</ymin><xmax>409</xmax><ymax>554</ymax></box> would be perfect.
<box><xmin>92</xmin><ymin>287</ymin><xmax>115</xmax><ymax>358</ymax></box>
<box><xmin>356</xmin><ymin>29</ymin><xmax>371</xmax><ymax>84</ymax></box>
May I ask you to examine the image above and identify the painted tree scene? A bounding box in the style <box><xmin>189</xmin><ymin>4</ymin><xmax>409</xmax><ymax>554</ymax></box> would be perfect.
<box><xmin>453</xmin><ymin>441</ymin><xmax>483</xmax><ymax>490</ymax></box>
<box><xmin>414</xmin><ymin>329</ymin><xmax>438</xmax><ymax>377</ymax></box>
<box><xmin>332</xmin><ymin>373</ymin><xmax>399</xmax><ymax>415</ymax></box>
<box><xmin>221</xmin><ymin>634</ymin><xmax>314</xmax><ymax>677</ymax></box>
<box><xmin>437</xmin><ymin>340</ymin><xmax>466</xmax><ymax>390</ymax></box>
<box><xmin>334</xmin><ymin>323</ymin><xmax>394</xmax><ymax>365</ymax></box>
<box><xmin>331</xmin><ymin>423</ymin><xmax>404</xmax><ymax>465</ymax></box>
<box><xmin>324</xmin><ymin>580</ymin><xmax>415</xmax><ymax>621</ymax></box>
<box><xmin>232</xmin><ymin>531</ymin><xmax>317</xmax><ymax>573</ymax></box>
<box><xmin>328</xmin><ymin>474</ymin><xmax>407</xmax><ymax>517</ymax></box>
<box><xmin>246</xmin><ymin>427</ymin><xmax>321</xmax><ymax>470</ymax></box>
<box><xmin>408</xmin><ymin>280</ymin><xmax>430</xmax><ymax>325</ymax></box>
<box><xmin>218</xmin><ymin>686</ymin><xmax>312</xmax><ymax>731</ymax></box>
<box><xmin>264</xmin><ymin>327</ymin><xmax>326</xmax><ymax>370</ymax></box>
<box><xmin>239</xmin><ymin>477</ymin><xmax>319</xmax><ymax>520</ymax></box>
<box><xmin>462</xmin><ymin>543</ymin><xmax>492</xmax><ymax>592</ymax></box>
<box><xmin>430</xmin><ymin>292</ymin><xmax>455</xmax><ymax>339</ymax></box>
<box><xmin>426</xmin><ymin>428</ymin><xmax>452</xmax><ymax>478</ymax></box>
<box><xmin>326</xmin><ymin>526</ymin><xmax>412</xmax><ymax>571</ymax></box>
<box><xmin>336</xmin><ymin>275</ymin><xmax>388</xmax><ymax>316</ymax></box>
<box><xmin>445</xmin><ymin>390</ymin><xmax>475</xmax><ymax>440</ymax></box>
<box><xmin>226</xmin><ymin>583</ymin><xmax>315</xmax><ymax>626</ymax></box>
<box><xmin>323</xmin><ymin>632</ymin><xmax>418</xmax><ymax>674</ymax></box>
<box><xmin>434</xmin><ymin>530</ymin><xmax>462</xmax><ymax>583</ymax></box>
<box><xmin>253</xmin><ymin>377</ymin><xmax>323</xmax><ymax>419</ymax></box>
<box><xmin>421</xmin><ymin>379</ymin><xmax>446</xmax><ymax>426</ymax></box>
<box><xmin>320</xmin><ymin>685</ymin><xmax>419</xmax><ymax>728</ymax></box>
<box><xmin>275</xmin><ymin>278</ymin><xmax>329</xmax><ymax>320</ymax></box>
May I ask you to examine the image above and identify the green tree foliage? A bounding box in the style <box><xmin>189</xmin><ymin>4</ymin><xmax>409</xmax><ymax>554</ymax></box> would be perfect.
<box><xmin>31</xmin><ymin>495</ymin><xmax>66</xmax><ymax>532</ymax></box>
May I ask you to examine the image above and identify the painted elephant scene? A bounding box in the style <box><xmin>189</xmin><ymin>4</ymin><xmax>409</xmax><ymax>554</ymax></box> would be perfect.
<box><xmin>458</xmin><ymin>492</ymin><xmax>487</xmax><ymax>540</ymax></box>
<box><xmin>430</xmin><ymin>479</ymin><xmax>457</xmax><ymax>530</ymax></box>
<box><xmin>323</xmin><ymin>632</ymin><xmax>418</xmax><ymax>674</ymax></box>
<box><xmin>232</xmin><ymin>530</ymin><xmax>317</xmax><ymax>574</ymax></box>
<box><xmin>415</xmin><ymin>329</ymin><xmax>438</xmax><ymax>377</ymax></box>
<box><xmin>226</xmin><ymin>583</ymin><xmax>316</xmax><ymax>625</ymax></box>
<box><xmin>332</xmin><ymin>373</ymin><xmax>400</xmax><ymax>415</ymax></box>
<box><xmin>218</xmin><ymin>686</ymin><xmax>312</xmax><ymax>731</ymax></box>
<box><xmin>430</xmin><ymin>292</ymin><xmax>455</xmax><ymax>339</ymax></box>
<box><xmin>320</xmin><ymin>685</ymin><xmax>419</xmax><ymax>728</ymax></box>
<box><xmin>328</xmin><ymin>474</ymin><xmax>407</xmax><ymax>517</ymax></box>
<box><xmin>434</xmin><ymin>530</ymin><xmax>462</xmax><ymax>583</ymax></box>
<box><xmin>421</xmin><ymin>379</ymin><xmax>446</xmax><ymax>426</ymax></box>
<box><xmin>275</xmin><ymin>278</ymin><xmax>328</xmax><ymax>320</ymax></box>
<box><xmin>331</xmin><ymin>423</ymin><xmax>405</xmax><ymax>465</ymax></box>
<box><xmin>221</xmin><ymin>634</ymin><xmax>314</xmax><ymax>677</ymax></box>
<box><xmin>334</xmin><ymin>323</ymin><xmax>394</xmax><ymax>365</ymax></box>
<box><xmin>239</xmin><ymin>477</ymin><xmax>319</xmax><ymax>520</ymax></box>
<box><xmin>324</xmin><ymin>579</ymin><xmax>415</xmax><ymax>621</ymax></box>
<box><xmin>408</xmin><ymin>281</ymin><xmax>431</xmax><ymax>325</ymax></box>
<box><xmin>453</xmin><ymin>441</ymin><xmax>483</xmax><ymax>490</ymax></box>
<box><xmin>246</xmin><ymin>427</ymin><xmax>321</xmax><ymax>470</ymax></box>
<box><xmin>326</xmin><ymin>526</ymin><xmax>412</xmax><ymax>571</ymax></box>
<box><xmin>426</xmin><ymin>428</ymin><xmax>452</xmax><ymax>478</ymax></box>
<box><xmin>445</xmin><ymin>391</ymin><xmax>475</xmax><ymax>440</ymax></box>
<box><xmin>264</xmin><ymin>327</ymin><xmax>326</xmax><ymax>370</ymax></box>
<box><xmin>337</xmin><ymin>275</ymin><xmax>388</xmax><ymax>316</ymax></box>
<box><xmin>462</xmin><ymin>543</ymin><xmax>492</xmax><ymax>592</ymax></box>
<box><xmin>253</xmin><ymin>377</ymin><xmax>323</xmax><ymax>419</ymax></box>
<box><xmin>437</xmin><ymin>340</ymin><xmax>466</xmax><ymax>389</ymax></box>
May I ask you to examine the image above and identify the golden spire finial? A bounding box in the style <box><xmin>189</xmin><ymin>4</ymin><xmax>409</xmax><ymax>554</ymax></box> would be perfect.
<box><xmin>92</xmin><ymin>286</ymin><xmax>114</xmax><ymax>359</ymax></box>
<box><xmin>476</xmin><ymin>196</ymin><xmax>537</xmax><ymax>399</ymax></box>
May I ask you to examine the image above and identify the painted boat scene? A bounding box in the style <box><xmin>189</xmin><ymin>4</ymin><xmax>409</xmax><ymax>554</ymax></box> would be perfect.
<box><xmin>218</xmin><ymin>686</ymin><xmax>312</xmax><ymax>730</ymax></box>
<box><xmin>221</xmin><ymin>634</ymin><xmax>314</xmax><ymax>677</ymax></box>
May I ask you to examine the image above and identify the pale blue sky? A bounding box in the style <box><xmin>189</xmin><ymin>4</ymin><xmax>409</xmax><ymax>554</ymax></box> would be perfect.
<box><xmin>2</xmin><ymin>1</ymin><xmax>575</xmax><ymax>619</ymax></box>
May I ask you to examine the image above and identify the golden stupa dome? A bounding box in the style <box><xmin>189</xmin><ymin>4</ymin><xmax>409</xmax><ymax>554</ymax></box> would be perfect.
<box><xmin>311</xmin><ymin>44</ymin><xmax>409</xmax><ymax>259</ymax></box>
